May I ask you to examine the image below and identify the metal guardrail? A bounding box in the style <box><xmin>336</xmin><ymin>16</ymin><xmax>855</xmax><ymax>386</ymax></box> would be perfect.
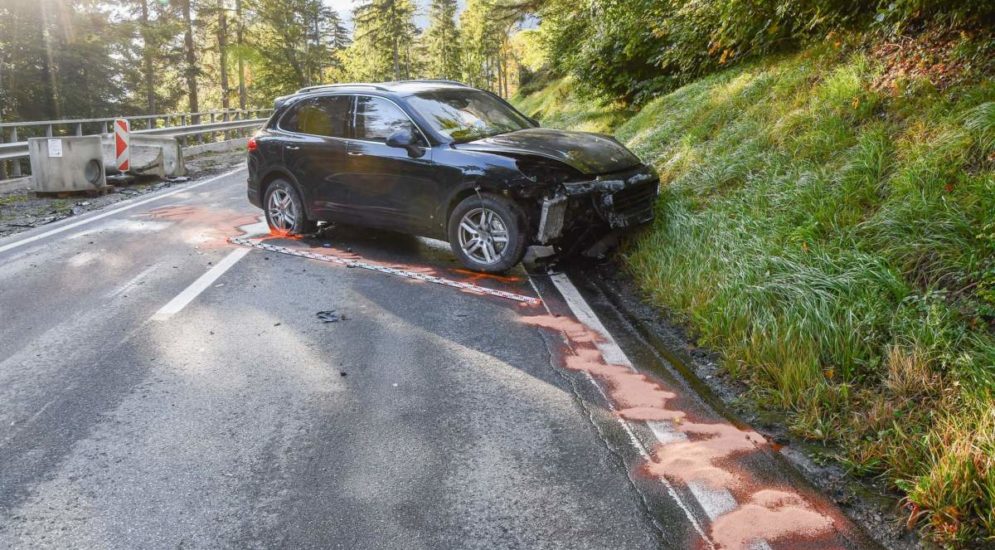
<box><xmin>0</xmin><ymin>109</ymin><xmax>271</xmax><ymax>180</ymax></box>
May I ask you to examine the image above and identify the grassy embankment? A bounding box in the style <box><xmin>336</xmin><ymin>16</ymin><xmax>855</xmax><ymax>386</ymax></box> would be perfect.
<box><xmin>514</xmin><ymin>35</ymin><xmax>995</xmax><ymax>544</ymax></box>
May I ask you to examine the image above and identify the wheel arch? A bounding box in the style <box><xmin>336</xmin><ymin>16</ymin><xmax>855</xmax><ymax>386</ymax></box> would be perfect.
<box><xmin>443</xmin><ymin>186</ymin><xmax>482</xmax><ymax>232</ymax></box>
<box><xmin>258</xmin><ymin>168</ymin><xmax>314</xmax><ymax>219</ymax></box>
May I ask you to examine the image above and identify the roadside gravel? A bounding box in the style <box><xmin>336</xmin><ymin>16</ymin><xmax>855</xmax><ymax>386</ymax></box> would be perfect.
<box><xmin>0</xmin><ymin>149</ymin><xmax>245</xmax><ymax>240</ymax></box>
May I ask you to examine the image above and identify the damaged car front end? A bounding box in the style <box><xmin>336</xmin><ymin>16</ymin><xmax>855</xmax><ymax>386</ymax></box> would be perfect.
<box><xmin>533</xmin><ymin>165</ymin><xmax>659</xmax><ymax>250</ymax></box>
<box><xmin>458</xmin><ymin>129</ymin><xmax>660</xmax><ymax>259</ymax></box>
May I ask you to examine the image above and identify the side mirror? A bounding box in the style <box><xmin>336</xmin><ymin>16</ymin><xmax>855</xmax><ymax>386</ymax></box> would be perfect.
<box><xmin>386</xmin><ymin>129</ymin><xmax>423</xmax><ymax>157</ymax></box>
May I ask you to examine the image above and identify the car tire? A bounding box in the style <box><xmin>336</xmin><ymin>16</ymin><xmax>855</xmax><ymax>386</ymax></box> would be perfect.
<box><xmin>264</xmin><ymin>179</ymin><xmax>317</xmax><ymax>236</ymax></box>
<box><xmin>448</xmin><ymin>193</ymin><xmax>528</xmax><ymax>273</ymax></box>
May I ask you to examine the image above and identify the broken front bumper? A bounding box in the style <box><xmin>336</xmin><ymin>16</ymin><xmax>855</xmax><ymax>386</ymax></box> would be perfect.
<box><xmin>536</xmin><ymin>164</ymin><xmax>660</xmax><ymax>244</ymax></box>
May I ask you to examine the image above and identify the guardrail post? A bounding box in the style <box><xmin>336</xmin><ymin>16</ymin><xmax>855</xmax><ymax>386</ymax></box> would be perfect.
<box><xmin>0</xmin><ymin>130</ymin><xmax>6</xmax><ymax>180</ymax></box>
<box><xmin>45</xmin><ymin>124</ymin><xmax>52</xmax><ymax>138</ymax></box>
<box><xmin>11</xmin><ymin>127</ymin><xmax>21</xmax><ymax>177</ymax></box>
<box><xmin>75</xmin><ymin>123</ymin><xmax>83</xmax><ymax>136</ymax></box>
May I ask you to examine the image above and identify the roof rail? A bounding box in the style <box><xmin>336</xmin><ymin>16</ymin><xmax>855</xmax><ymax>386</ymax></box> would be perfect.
<box><xmin>392</xmin><ymin>79</ymin><xmax>467</xmax><ymax>86</ymax></box>
<box><xmin>295</xmin><ymin>83</ymin><xmax>389</xmax><ymax>94</ymax></box>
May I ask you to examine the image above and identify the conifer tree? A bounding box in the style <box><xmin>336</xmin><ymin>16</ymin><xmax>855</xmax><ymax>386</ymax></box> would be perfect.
<box><xmin>350</xmin><ymin>0</ymin><xmax>417</xmax><ymax>81</ymax></box>
<box><xmin>422</xmin><ymin>0</ymin><xmax>460</xmax><ymax>81</ymax></box>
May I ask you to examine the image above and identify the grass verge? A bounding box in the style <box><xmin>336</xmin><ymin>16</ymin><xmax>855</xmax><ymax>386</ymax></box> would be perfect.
<box><xmin>514</xmin><ymin>33</ymin><xmax>995</xmax><ymax>545</ymax></box>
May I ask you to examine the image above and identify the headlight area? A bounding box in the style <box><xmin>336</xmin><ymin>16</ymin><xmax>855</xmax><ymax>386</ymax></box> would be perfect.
<box><xmin>514</xmin><ymin>156</ymin><xmax>587</xmax><ymax>187</ymax></box>
<box><xmin>531</xmin><ymin>165</ymin><xmax>660</xmax><ymax>245</ymax></box>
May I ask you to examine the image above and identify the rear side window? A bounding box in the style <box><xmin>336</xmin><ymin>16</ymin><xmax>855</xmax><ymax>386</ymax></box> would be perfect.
<box><xmin>280</xmin><ymin>96</ymin><xmax>351</xmax><ymax>138</ymax></box>
<box><xmin>354</xmin><ymin>96</ymin><xmax>418</xmax><ymax>143</ymax></box>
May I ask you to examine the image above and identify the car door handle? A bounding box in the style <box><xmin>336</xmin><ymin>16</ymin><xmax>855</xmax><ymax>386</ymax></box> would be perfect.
<box><xmin>285</xmin><ymin>145</ymin><xmax>301</xmax><ymax>151</ymax></box>
<box><xmin>347</xmin><ymin>151</ymin><xmax>363</xmax><ymax>157</ymax></box>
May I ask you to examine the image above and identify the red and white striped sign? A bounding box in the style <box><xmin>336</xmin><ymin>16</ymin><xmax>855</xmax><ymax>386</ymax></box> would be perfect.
<box><xmin>114</xmin><ymin>119</ymin><xmax>130</xmax><ymax>172</ymax></box>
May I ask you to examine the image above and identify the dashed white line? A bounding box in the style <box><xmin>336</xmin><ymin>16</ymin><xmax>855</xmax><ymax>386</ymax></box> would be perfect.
<box><xmin>150</xmin><ymin>247</ymin><xmax>249</xmax><ymax>321</ymax></box>
<box><xmin>105</xmin><ymin>264</ymin><xmax>161</xmax><ymax>300</ymax></box>
<box><xmin>0</xmin><ymin>167</ymin><xmax>245</xmax><ymax>256</ymax></box>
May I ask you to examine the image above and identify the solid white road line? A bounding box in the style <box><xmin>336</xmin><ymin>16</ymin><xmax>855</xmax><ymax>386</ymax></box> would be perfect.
<box><xmin>150</xmin><ymin>247</ymin><xmax>250</xmax><ymax>322</ymax></box>
<box><xmin>544</xmin><ymin>272</ymin><xmax>767</xmax><ymax>547</ymax></box>
<box><xmin>529</xmin><ymin>274</ymin><xmax>714</xmax><ymax>549</ymax></box>
<box><xmin>0</xmin><ymin>167</ymin><xmax>246</xmax><ymax>256</ymax></box>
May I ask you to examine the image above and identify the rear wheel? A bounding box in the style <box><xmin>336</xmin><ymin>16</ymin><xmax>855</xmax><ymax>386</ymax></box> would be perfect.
<box><xmin>448</xmin><ymin>194</ymin><xmax>527</xmax><ymax>273</ymax></box>
<box><xmin>264</xmin><ymin>179</ymin><xmax>316</xmax><ymax>236</ymax></box>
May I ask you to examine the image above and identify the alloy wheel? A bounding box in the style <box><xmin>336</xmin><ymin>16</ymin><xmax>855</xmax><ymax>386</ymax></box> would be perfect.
<box><xmin>267</xmin><ymin>188</ymin><xmax>297</xmax><ymax>232</ymax></box>
<box><xmin>457</xmin><ymin>207</ymin><xmax>509</xmax><ymax>265</ymax></box>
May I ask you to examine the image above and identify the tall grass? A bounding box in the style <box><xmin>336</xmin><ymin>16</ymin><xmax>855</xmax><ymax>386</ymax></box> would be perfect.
<box><xmin>511</xmin><ymin>76</ymin><xmax>631</xmax><ymax>135</ymax></box>
<box><xmin>515</xmin><ymin>37</ymin><xmax>995</xmax><ymax>544</ymax></box>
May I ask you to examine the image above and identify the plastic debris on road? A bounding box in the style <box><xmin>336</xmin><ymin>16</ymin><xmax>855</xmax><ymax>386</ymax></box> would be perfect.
<box><xmin>316</xmin><ymin>310</ymin><xmax>347</xmax><ymax>323</ymax></box>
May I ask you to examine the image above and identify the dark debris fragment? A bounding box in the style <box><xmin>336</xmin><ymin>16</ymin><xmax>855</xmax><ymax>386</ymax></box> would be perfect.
<box><xmin>316</xmin><ymin>310</ymin><xmax>347</xmax><ymax>323</ymax></box>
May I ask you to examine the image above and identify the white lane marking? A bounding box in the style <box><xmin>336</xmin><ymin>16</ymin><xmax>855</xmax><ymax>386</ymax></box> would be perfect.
<box><xmin>688</xmin><ymin>481</ymin><xmax>739</xmax><ymax>521</ymax></box>
<box><xmin>105</xmin><ymin>264</ymin><xmax>160</xmax><ymax>299</ymax></box>
<box><xmin>545</xmin><ymin>273</ymin><xmax>766</xmax><ymax>546</ymax></box>
<box><xmin>150</xmin><ymin>248</ymin><xmax>249</xmax><ymax>321</ymax></box>
<box><xmin>68</xmin><ymin>219</ymin><xmax>172</xmax><ymax>240</ymax></box>
<box><xmin>0</xmin><ymin>167</ymin><xmax>245</xmax><ymax>255</ymax></box>
<box><xmin>528</xmin><ymin>276</ymin><xmax>714</xmax><ymax>549</ymax></box>
<box><xmin>549</xmin><ymin>273</ymin><xmax>630</xmax><ymax>365</ymax></box>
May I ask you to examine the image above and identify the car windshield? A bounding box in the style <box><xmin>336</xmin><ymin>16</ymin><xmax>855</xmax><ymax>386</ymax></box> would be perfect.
<box><xmin>407</xmin><ymin>90</ymin><xmax>533</xmax><ymax>143</ymax></box>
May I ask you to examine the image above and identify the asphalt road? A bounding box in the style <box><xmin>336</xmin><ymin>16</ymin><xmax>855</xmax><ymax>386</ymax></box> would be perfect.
<box><xmin>0</xmin><ymin>165</ymin><xmax>878</xmax><ymax>549</ymax></box>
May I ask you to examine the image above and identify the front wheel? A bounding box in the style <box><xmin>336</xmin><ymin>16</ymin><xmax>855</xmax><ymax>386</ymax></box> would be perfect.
<box><xmin>448</xmin><ymin>193</ymin><xmax>528</xmax><ymax>273</ymax></box>
<box><xmin>264</xmin><ymin>179</ymin><xmax>316</xmax><ymax>236</ymax></box>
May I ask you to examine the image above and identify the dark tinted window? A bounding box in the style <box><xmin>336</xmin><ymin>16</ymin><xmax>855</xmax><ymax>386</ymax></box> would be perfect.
<box><xmin>280</xmin><ymin>96</ymin><xmax>351</xmax><ymax>138</ymax></box>
<box><xmin>407</xmin><ymin>90</ymin><xmax>532</xmax><ymax>143</ymax></box>
<box><xmin>354</xmin><ymin>96</ymin><xmax>417</xmax><ymax>143</ymax></box>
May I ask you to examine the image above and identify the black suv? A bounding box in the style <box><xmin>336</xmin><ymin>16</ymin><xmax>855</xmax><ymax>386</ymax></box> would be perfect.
<box><xmin>247</xmin><ymin>80</ymin><xmax>659</xmax><ymax>272</ymax></box>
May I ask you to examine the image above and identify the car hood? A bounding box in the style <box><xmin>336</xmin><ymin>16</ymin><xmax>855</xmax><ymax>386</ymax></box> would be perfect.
<box><xmin>456</xmin><ymin>128</ymin><xmax>642</xmax><ymax>175</ymax></box>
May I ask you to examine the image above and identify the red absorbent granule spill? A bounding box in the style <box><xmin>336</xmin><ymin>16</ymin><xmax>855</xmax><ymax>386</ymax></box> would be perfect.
<box><xmin>142</xmin><ymin>205</ymin><xmax>259</xmax><ymax>248</ymax></box>
<box><xmin>618</xmin><ymin>407</ymin><xmax>687</xmax><ymax>422</ymax></box>
<box><xmin>709</xmin><ymin>490</ymin><xmax>837</xmax><ymax>550</ymax></box>
<box><xmin>452</xmin><ymin>268</ymin><xmax>524</xmax><ymax>284</ymax></box>
<box><xmin>647</xmin><ymin>422</ymin><xmax>766</xmax><ymax>490</ymax></box>
<box><xmin>560</xmin><ymin>348</ymin><xmax>678</xmax><ymax>414</ymax></box>
<box><xmin>521</xmin><ymin>309</ymin><xmax>840</xmax><ymax>549</ymax></box>
<box><xmin>520</xmin><ymin>315</ymin><xmax>602</xmax><ymax>344</ymax></box>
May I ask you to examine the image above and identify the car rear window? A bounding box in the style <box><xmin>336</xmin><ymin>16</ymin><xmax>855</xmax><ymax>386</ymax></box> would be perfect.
<box><xmin>280</xmin><ymin>96</ymin><xmax>351</xmax><ymax>138</ymax></box>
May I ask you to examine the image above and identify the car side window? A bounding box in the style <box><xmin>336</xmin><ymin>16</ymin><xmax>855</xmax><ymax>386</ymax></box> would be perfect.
<box><xmin>353</xmin><ymin>96</ymin><xmax>418</xmax><ymax>143</ymax></box>
<box><xmin>281</xmin><ymin>96</ymin><xmax>351</xmax><ymax>138</ymax></box>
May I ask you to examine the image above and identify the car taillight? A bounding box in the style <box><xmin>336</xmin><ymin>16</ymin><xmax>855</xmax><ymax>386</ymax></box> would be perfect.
<box><xmin>247</xmin><ymin>137</ymin><xmax>258</xmax><ymax>152</ymax></box>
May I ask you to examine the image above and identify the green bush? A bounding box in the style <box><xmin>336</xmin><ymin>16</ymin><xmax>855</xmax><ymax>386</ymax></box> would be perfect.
<box><xmin>535</xmin><ymin>0</ymin><xmax>995</xmax><ymax>104</ymax></box>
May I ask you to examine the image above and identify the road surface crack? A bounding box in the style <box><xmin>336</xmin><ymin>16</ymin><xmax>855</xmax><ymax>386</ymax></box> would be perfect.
<box><xmin>528</xmin><ymin>324</ymin><xmax>680</xmax><ymax>549</ymax></box>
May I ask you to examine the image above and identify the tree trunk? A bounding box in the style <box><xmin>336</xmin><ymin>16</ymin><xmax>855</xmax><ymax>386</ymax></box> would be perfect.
<box><xmin>501</xmin><ymin>44</ymin><xmax>509</xmax><ymax>98</ymax></box>
<box><xmin>217</xmin><ymin>0</ymin><xmax>230</xmax><ymax>110</ymax></box>
<box><xmin>180</xmin><ymin>0</ymin><xmax>199</xmax><ymax>120</ymax></box>
<box><xmin>39</xmin><ymin>1</ymin><xmax>61</xmax><ymax>119</ymax></box>
<box><xmin>497</xmin><ymin>52</ymin><xmax>504</xmax><ymax>97</ymax></box>
<box><xmin>235</xmin><ymin>0</ymin><xmax>246</xmax><ymax>110</ymax></box>
<box><xmin>312</xmin><ymin>13</ymin><xmax>321</xmax><ymax>84</ymax></box>
<box><xmin>0</xmin><ymin>59</ymin><xmax>5</xmax><ymax>180</ymax></box>
<box><xmin>391</xmin><ymin>0</ymin><xmax>400</xmax><ymax>80</ymax></box>
<box><xmin>141</xmin><ymin>0</ymin><xmax>156</xmax><ymax>114</ymax></box>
